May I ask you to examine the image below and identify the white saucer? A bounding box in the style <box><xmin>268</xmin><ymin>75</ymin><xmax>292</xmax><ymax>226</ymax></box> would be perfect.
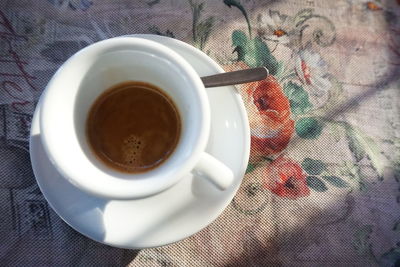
<box><xmin>30</xmin><ymin>35</ymin><xmax>250</xmax><ymax>249</ymax></box>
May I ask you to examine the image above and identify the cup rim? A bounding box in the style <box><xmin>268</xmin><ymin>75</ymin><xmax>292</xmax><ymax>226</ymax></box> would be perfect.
<box><xmin>39</xmin><ymin>37</ymin><xmax>210</xmax><ymax>199</ymax></box>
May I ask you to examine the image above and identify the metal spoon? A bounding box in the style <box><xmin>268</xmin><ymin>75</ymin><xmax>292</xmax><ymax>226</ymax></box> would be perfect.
<box><xmin>200</xmin><ymin>67</ymin><xmax>269</xmax><ymax>88</ymax></box>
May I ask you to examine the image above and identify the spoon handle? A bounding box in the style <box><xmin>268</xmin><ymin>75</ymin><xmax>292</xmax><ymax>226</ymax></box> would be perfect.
<box><xmin>200</xmin><ymin>67</ymin><xmax>269</xmax><ymax>88</ymax></box>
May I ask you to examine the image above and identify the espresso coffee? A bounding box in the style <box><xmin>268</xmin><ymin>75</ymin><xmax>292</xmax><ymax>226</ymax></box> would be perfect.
<box><xmin>86</xmin><ymin>81</ymin><xmax>181</xmax><ymax>173</ymax></box>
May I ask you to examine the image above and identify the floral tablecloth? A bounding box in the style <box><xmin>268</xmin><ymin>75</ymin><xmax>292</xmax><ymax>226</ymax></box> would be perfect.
<box><xmin>0</xmin><ymin>0</ymin><xmax>399</xmax><ymax>266</ymax></box>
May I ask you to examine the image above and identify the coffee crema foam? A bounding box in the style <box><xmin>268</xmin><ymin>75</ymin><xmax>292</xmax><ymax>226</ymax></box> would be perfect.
<box><xmin>122</xmin><ymin>134</ymin><xmax>144</xmax><ymax>166</ymax></box>
<box><xmin>86</xmin><ymin>81</ymin><xmax>181</xmax><ymax>173</ymax></box>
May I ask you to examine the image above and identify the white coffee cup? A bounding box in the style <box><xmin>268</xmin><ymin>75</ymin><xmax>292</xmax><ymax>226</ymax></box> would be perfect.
<box><xmin>39</xmin><ymin>37</ymin><xmax>234</xmax><ymax>199</ymax></box>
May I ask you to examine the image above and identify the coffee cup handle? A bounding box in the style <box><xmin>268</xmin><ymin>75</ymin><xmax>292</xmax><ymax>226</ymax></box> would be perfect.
<box><xmin>193</xmin><ymin>152</ymin><xmax>234</xmax><ymax>190</ymax></box>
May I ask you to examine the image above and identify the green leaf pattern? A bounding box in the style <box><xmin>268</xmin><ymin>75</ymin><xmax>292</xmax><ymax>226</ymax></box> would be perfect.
<box><xmin>295</xmin><ymin>117</ymin><xmax>323</xmax><ymax>139</ymax></box>
<box><xmin>306</xmin><ymin>176</ymin><xmax>328</xmax><ymax>192</ymax></box>
<box><xmin>322</xmin><ymin>176</ymin><xmax>350</xmax><ymax>188</ymax></box>
<box><xmin>231</xmin><ymin>30</ymin><xmax>279</xmax><ymax>74</ymax></box>
<box><xmin>344</xmin><ymin>124</ymin><xmax>384</xmax><ymax>178</ymax></box>
<box><xmin>283</xmin><ymin>81</ymin><xmax>313</xmax><ymax>115</ymax></box>
<box><xmin>301</xmin><ymin>158</ymin><xmax>326</xmax><ymax>175</ymax></box>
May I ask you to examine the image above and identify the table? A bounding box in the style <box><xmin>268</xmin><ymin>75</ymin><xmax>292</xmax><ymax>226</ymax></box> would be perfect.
<box><xmin>0</xmin><ymin>0</ymin><xmax>399</xmax><ymax>266</ymax></box>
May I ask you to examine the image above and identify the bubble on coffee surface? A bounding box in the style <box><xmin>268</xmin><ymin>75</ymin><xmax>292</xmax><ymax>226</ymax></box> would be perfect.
<box><xmin>122</xmin><ymin>134</ymin><xmax>144</xmax><ymax>167</ymax></box>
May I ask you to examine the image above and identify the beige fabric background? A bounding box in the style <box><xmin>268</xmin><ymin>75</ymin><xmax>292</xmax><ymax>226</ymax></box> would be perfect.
<box><xmin>0</xmin><ymin>0</ymin><xmax>399</xmax><ymax>266</ymax></box>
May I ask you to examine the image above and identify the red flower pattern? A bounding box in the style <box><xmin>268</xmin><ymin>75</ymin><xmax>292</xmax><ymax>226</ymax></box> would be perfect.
<box><xmin>224</xmin><ymin>62</ymin><xmax>294</xmax><ymax>161</ymax></box>
<box><xmin>250</xmin><ymin>76</ymin><xmax>294</xmax><ymax>158</ymax></box>
<box><xmin>263</xmin><ymin>156</ymin><xmax>310</xmax><ymax>199</ymax></box>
